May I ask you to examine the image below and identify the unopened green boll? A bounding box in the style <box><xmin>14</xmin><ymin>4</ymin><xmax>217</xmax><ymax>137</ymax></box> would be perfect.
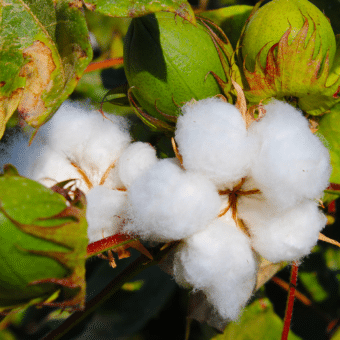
<box><xmin>242</xmin><ymin>0</ymin><xmax>336</xmax><ymax>72</ymax></box>
<box><xmin>239</xmin><ymin>0</ymin><xmax>340</xmax><ymax>115</ymax></box>
<box><xmin>124</xmin><ymin>12</ymin><xmax>228</xmax><ymax>130</ymax></box>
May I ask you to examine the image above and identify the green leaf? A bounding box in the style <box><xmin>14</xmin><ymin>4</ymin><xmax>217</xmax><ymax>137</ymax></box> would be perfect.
<box><xmin>299</xmin><ymin>272</ymin><xmax>328</xmax><ymax>302</ymax></box>
<box><xmin>0</xmin><ymin>168</ymin><xmax>88</xmax><ymax>312</ymax></box>
<box><xmin>121</xmin><ymin>280</ymin><xmax>144</xmax><ymax>292</ymax></box>
<box><xmin>85</xmin><ymin>11</ymin><xmax>131</xmax><ymax>52</ymax></box>
<box><xmin>317</xmin><ymin>103</ymin><xmax>340</xmax><ymax>202</ymax></box>
<box><xmin>325</xmin><ymin>247</ymin><xmax>340</xmax><ymax>270</ymax></box>
<box><xmin>0</xmin><ymin>329</ymin><xmax>17</xmax><ymax>340</ymax></box>
<box><xmin>0</xmin><ymin>0</ymin><xmax>92</xmax><ymax>138</ymax></box>
<box><xmin>83</xmin><ymin>0</ymin><xmax>195</xmax><ymax>23</ymax></box>
<box><xmin>212</xmin><ymin>298</ymin><xmax>302</xmax><ymax>340</ymax></box>
<box><xmin>199</xmin><ymin>5</ymin><xmax>253</xmax><ymax>49</ymax></box>
<box><xmin>331</xmin><ymin>327</ymin><xmax>340</xmax><ymax>339</ymax></box>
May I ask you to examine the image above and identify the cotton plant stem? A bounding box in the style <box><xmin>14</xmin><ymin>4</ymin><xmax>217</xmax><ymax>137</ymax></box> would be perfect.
<box><xmin>271</xmin><ymin>276</ymin><xmax>311</xmax><ymax>306</ymax></box>
<box><xmin>272</xmin><ymin>275</ymin><xmax>334</xmax><ymax>327</ymax></box>
<box><xmin>43</xmin><ymin>242</ymin><xmax>179</xmax><ymax>340</ymax></box>
<box><xmin>281</xmin><ymin>262</ymin><xmax>299</xmax><ymax>340</ymax></box>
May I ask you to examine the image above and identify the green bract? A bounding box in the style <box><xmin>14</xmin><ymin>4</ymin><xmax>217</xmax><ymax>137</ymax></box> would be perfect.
<box><xmin>124</xmin><ymin>12</ymin><xmax>228</xmax><ymax>131</ymax></box>
<box><xmin>239</xmin><ymin>0</ymin><xmax>340</xmax><ymax>115</ymax></box>
<box><xmin>0</xmin><ymin>166</ymin><xmax>88</xmax><ymax>313</ymax></box>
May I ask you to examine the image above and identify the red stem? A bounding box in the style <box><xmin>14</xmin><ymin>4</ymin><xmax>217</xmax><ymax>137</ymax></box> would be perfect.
<box><xmin>281</xmin><ymin>261</ymin><xmax>299</xmax><ymax>340</ymax></box>
<box><xmin>86</xmin><ymin>233</ymin><xmax>133</xmax><ymax>258</ymax></box>
<box><xmin>84</xmin><ymin>58</ymin><xmax>124</xmax><ymax>73</ymax></box>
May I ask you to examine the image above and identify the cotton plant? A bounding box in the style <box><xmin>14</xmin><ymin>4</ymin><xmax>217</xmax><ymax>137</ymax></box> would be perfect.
<box><xmin>0</xmin><ymin>100</ymin><xmax>158</xmax><ymax>243</ymax></box>
<box><xmin>124</xmin><ymin>96</ymin><xmax>331</xmax><ymax>321</ymax></box>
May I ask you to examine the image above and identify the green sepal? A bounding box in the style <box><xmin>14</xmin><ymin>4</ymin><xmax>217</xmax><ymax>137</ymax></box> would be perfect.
<box><xmin>103</xmin><ymin>83</ymin><xmax>130</xmax><ymax>107</ymax></box>
<box><xmin>197</xmin><ymin>16</ymin><xmax>241</xmax><ymax>103</ymax></box>
<box><xmin>127</xmin><ymin>87</ymin><xmax>176</xmax><ymax>133</ymax></box>
<box><xmin>0</xmin><ymin>168</ymin><xmax>88</xmax><ymax>313</ymax></box>
<box><xmin>199</xmin><ymin>5</ymin><xmax>253</xmax><ymax>49</ymax></box>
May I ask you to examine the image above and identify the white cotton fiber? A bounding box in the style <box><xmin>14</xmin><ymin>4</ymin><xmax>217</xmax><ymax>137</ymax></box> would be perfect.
<box><xmin>249</xmin><ymin>99</ymin><xmax>331</xmax><ymax>210</ymax></box>
<box><xmin>38</xmin><ymin>100</ymin><xmax>131</xmax><ymax>177</ymax></box>
<box><xmin>175</xmin><ymin>97</ymin><xmax>256</xmax><ymax>189</ymax></box>
<box><xmin>174</xmin><ymin>218</ymin><xmax>257</xmax><ymax>320</ymax></box>
<box><xmin>86</xmin><ymin>185</ymin><xmax>128</xmax><ymax>243</ymax></box>
<box><xmin>125</xmin><ymin>158</ymin><xmax>221</xmax><ymax>242</ymax></box>
<box><xmin>0</xmin><ymin>129</ymin><xmax>37</xmax><ymax>177</ymax></box>
<box><xmin>117</xmin><ymin>142</ymin><xmax>158</xmax><ymax>188</ymax></box>
<box><xmin>29</xmin><ymin>145</ymin><xmax>90</xmax><ymax>192</ymax></box>
<box><xmin>238</xmin><ymin>196</ymin><xmax>327</xmax><ymax>263</ymax></box>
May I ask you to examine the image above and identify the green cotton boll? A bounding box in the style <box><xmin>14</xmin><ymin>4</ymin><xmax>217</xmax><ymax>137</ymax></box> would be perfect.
<box><xmin>124</xmin><ymin>12</ymin><xmax>227</xmax><ymax>130</ymax></box>
<box><xmin>242</xmin><ymin>0</ymin><xmax>336</xmax><ymax>73</ymax></box>
<box><xmin>239</xmin><ymin>0</ymin><xmax>340</xmax><ymax>115</ymax></box>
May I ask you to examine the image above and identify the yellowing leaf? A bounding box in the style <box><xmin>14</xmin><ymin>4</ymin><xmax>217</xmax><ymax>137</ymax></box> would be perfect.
<box><xmin>0</xmin><ymin>0</ymin><xmax>92</xmax><ymax>138</ymax></box>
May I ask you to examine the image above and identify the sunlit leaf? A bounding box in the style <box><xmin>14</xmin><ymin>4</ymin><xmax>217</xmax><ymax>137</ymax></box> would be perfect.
<box><xmin>83</xmin><ymin>0</ymin><xmax>195</xmax><ymax>23</ymax></box>
<box><xmin>299</xmin><ymin>272</ymin><xmax>328</xmax><ymax>302</ymax></box>
<box><xmin>212</xmin><ymin>298</ymin><xmax>302</xmax><ymax>340</ymax></box>
<box><xmin>0</xmin><ymin>0</ymin><xmax>92</xmax><ymax>138</ymax></box>
<box><xmin>85</xmin><ymin>11</ymin><xmax>131</xmax><ymax>52</ymax></box>
<box><xmin>0</xmin><ymin>166</ymin><xmax>88</xmax><ymax>312</ymax></box>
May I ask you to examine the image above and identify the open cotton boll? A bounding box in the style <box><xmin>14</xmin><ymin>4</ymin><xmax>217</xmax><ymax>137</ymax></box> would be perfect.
<box><xmin>249</xmin><ymin>99</ymin><xmax>331</xmax><ymax>210</ymax></box>
<box><xmin>86</xmin><ymin>185</ymin><xmax>128</xmax><ymax>243</ymax></box>
<box><xmin>29</xmin><ymin>145</ymin><xmax>90</xmax><ymax>192</ymax></box>
<box><xmin>117</xmin><ymin>142</ymin><xmax>158</xmax><ymax>188</ymax></box>
<box><xmin>174</xmin><ymin>218</ymin><xmax>257</xmax><ymax>320</ymax></box>
<box><xmin>0</xmin><ymin>128</ymin><xmax>89</xmax><ymax>191</ymax></box>
<box><xmin>238</xmin><ymin>197</ymin><xmax>326</xmax><ymax>263</ymax></box>
<box><xmin>125</xmin><ymin>158</ymin><xmax>221</xmax><ymax>242</ymax></box>
<box><xmin>77</xmin><ymin>117</ymin><xmax>131</xmax><ymax>177</ymax></box>
<box><xmin>176</xmin><ymin>97</ymin><xmax>255</xmax><ymax>189</ymax></box>
<box><xmin>0</xmin><ymin>129</ymin><xmax>38</xmax><ymax>177</ymax></box>
<box><xmin>38</xmin><ymin>101</ymin><xmax>99</xmax><ymax>159</ymax></box>
<box><xmin>39</xmin><ymin>100</ymin><xmax>131</xmax><ymax>172</ymax></box>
